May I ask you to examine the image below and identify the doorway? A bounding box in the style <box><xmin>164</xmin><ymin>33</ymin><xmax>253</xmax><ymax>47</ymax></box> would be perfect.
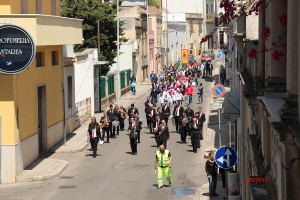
<box><xmin>37</xmin><ymin>86</ymin><xmax>47</xmax><ymax>153</ymax></box>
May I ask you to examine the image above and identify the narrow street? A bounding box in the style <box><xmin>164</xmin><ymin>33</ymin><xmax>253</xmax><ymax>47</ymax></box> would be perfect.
<box><xmin>0</xmin><ymin>73</ymin><xmax>217</xmax><ymax>200</ymax></box>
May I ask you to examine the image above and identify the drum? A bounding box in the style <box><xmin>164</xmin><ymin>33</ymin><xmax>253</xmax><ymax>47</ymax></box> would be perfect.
<box><xmin>112</xmin><ymin>120</ymin><xmax>120</xmax><ymax>127</ymax></box>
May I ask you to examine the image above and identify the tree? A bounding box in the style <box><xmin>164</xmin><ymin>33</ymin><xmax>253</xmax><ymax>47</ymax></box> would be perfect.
<box><xmin>148</xmin><ymin>0</ymin><xmax>160</xmax><ymax>7</ymax></box>
<box><xmin>61</xmin><ymin>0</ymin><xmax>127</xmax><ymax>75</ymax></box>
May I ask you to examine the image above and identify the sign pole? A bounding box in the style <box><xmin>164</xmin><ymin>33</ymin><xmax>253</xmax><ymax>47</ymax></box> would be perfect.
<box><xmin>229</xmin><ymin>121</ymin><xmax>231</xmax><ymax>147</ymax></box>
<box><xmin>218</xmin><ymin>108</ymin><xmax>221</xmax><ymax>147</ymax></box>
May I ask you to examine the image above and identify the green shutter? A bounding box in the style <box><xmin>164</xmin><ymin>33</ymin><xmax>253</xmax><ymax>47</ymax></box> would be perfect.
<box><xmin>120</xmin><ymin>71</ymin><xmax>126</xmax><ymax>89</ymax></box>
<box><xmin>126</xmin><ymin>69</ymin><xmax>132</xmax><ymax>85</ymax></box>
<box><xmin>108</xmin><ymin>74</ymin><xmax>115</xmax><ymax>95</ymax></box>
<box><xmin>100</xmin><ymin>76</ymin><xmax>106</xmax><ymax>98</ymax></box>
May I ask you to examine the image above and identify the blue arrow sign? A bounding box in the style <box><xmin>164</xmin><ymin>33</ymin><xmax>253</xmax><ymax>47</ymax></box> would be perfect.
<box><xmin>215</xmin><ymin>146</ymin><xmax>237</xmax><ymax>169</ymax></box>
<box><xmin>217</xmin><ymin>53</ymin><xmax>222</xmax><ymax>58</ymax></box>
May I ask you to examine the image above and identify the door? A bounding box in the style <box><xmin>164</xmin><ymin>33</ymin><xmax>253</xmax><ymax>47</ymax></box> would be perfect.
<box><xmin>38</xmin><ymin>86</ymin><xmax>47</xmax><ymax>153</ymax></box>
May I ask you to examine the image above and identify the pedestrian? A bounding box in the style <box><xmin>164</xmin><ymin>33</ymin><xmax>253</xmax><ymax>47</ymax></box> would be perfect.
<box><xmin>162</xmin><ymin>100</ymin><xmax>171</xmax><ymax>126</ymax></box>
<box><xmin>100</xmin><ymin>112</ymin><xmax>110</xmax><ymax>143</ymax></box>
<box><xmin>154</xmin><ymin>144</ymin><xmax>172</xmax><ymax>189</ymax></box>
<box><xmin>107</xmin><ymin>104</ymin><xmax>117</xmax><ymax>138</ymax></box>
<box><xmin>205</xmin><ymin>152</ymin><xmax>219</xmax><ymax>197</ymax></box>
<box><xmin>158</xmin><ymin>120</ymin><xmax>169</xmax><ymax>148</ymax></box>
<box><xmin>153</xmin><ymin>115</ymin><xmax>162</xmax><ymax>147</ymax></box>
<box><xmin>87</xmin><ymin>117</ymin><xmax>101</xmax><ymax>158</ymax></box>
<box><xmin>189</xmin><ymin>117</ymin><xmax>200</xmax><ymax>153</ymax></box>
<box><xmin>146</xmin><ymin>104</ymin><xmax>156</xmax><ymax>134</ymax></box>
<box><xmin>112</xmin><ymin>106</ymin><xmax>120</xmax><ymax>136</ymax></box>
<box><xmin>173</xmin><ymin>101</ymin><xmax>184</xmax><ymax>133</ymax></box>
<box><xmin>179</xmin><ymin>118</ymin><xmax>189</xmax><ymax>144</ymax></box>
<box><xmin>118</xmin><ymin>105</ymin><xmax>127</xmax><ymax>131</ymax></box>
<box><xmin>134</xmin><ymin>113</ymin><xmax>142</xmax><ymax>143</ymax></box>
<box><xmin>150</xmin><ymin>88</ymin><xmax>158</xmax><ymax>106</ymax></box>
<box><xmin>220</xmin><ymin>65</ymin><xmax>226</xmax><ymax>85</ymax></box>
<box><xmin>197</xmin><ymin>83</ymin><xmax>204</xmax><ymax>103</ymax></box>
<box><xmin>127</xmin><ymin>117</ymin><xmax>138</xmax><ymax>155</ymax></box>
<box><xmin>150</xmin><ymin>71</ymin><xmax>155</xmax><ymax>82</ymax></box>
<box><xmin>128</xmin><ymin>103</ymin><xmax>139</xmax><ymax>123</ymax></box>
<box><xmin>185</xmin><ymin>83</ymin><xmax>194</xmax><ymax>105</ymax></box>
<box><xmin>131</xmin><ymin>80</ymin><xmax>137</xmax><ymax>95</ymax></box>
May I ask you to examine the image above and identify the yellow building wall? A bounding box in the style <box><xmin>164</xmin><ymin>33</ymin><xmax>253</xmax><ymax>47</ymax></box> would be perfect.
<box><xmin>42</xmin><ymin>0</ymin><xmax>51</xmax><ymax>15</ymax></box>
<box><xmin>15</xmin><ymin>45</ymin><xmax>64</xmax><ymax>141</ymax></box>
<box><xmin>0</xmin><ymin>75</ymin><xmax>18</xmax><ymax>144</ymax></box>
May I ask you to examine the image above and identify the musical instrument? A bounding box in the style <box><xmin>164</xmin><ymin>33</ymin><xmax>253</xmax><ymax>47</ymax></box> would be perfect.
<box><xmin>100</xmin><ymin>120</ymin><xmax>110</xmax><ymax>129</ymax></box>
<box><xmin>119</xmin><ymin>109</ymin><xmax>128</xmax><ymax>119</ymax></box>
<box><xmin>112</xmin><ymin>120</ymin><xmax>120</xmax><ymax>127</ymax></box>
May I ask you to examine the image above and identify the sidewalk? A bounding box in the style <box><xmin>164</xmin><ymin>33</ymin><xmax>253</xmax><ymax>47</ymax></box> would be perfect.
<box><xmin>197</xmin><ymin>59</ymin><xmax>228</xmax><ymax>199</ymax></box>
<box><xmin>15</xmin><ymin>83</ymin><xmax>152</xmax><ymax>183</ymax></box>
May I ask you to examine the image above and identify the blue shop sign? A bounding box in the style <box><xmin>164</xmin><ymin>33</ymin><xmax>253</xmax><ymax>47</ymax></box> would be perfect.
<box><xmin>0</xmin><ymin>25</ymin><xmax>36</xmax><ymax>74</ymax></box>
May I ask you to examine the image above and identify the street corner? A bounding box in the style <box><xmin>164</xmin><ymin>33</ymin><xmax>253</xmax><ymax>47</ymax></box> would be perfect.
<box><xmin>16</xmin><ymin>158</ymin><xmax>68</xmax><ymax>183</ymax></box>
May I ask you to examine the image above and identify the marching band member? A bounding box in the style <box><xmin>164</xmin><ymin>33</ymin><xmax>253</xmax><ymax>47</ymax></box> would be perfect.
<box><xmin>100</xmin><ymin>112</ymin><xmax>110</xmax><ymax>143</ymax></box>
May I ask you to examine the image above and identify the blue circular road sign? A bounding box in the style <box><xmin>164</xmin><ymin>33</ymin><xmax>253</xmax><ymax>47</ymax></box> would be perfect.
<box><xmin>215</xmin><ymin>146</ymin><xmax>237</xmax><ymax>169</ymax></box>
<box><xmin>0</xmin><ymin>25</ymin><xmax>36</xmax><ymax>74</ymax></box>
<box><xmin>217</xmin><ymin>53</ymin><xmax>222</xmax><ymax>58</ymax></box>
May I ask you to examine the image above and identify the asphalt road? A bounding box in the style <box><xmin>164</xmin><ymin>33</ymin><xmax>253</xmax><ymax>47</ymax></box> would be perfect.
<box><xmin>0</xmin><ymin>76</ymin><xmax>215</xmax><ymax>200</ymax></box>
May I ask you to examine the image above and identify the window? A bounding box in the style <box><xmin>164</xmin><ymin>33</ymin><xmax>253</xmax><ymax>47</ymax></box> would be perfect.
<box><xmin>21</xmin><ymin>0</ymin><xmax>28</xmax><ymax>14</ymax></box>
<box><xmin>211</xmin><ymin>4</ymin><xmax>214</xmax><ymax>14</ymax></box>
<box><xmin>206</xmin><ymin>4</ymin><xmax>208</xmax><ymax>14</ymax></box>
<box><xmin>52</xmin><ymin>51</ymin><xmax>59</xmax><ymax>66</ymax></box>
<box><xmin>51</xmin><ymin>0</ymin><xmax>56</xmax><ymax>15</ymax></box>
<box><xmin>36</xmin><ymin>52</ymin><xmax>45</xmax><ymax>67</ymax></box>
<box><xmin>36</xmin><ymin>0</ymin><xmax>42</xmax><ymax>14</ymax></box>
<box><xmin>67</xmin><ymin>76</ymin><xmax>73</xmax><ymax>108</ymax></box>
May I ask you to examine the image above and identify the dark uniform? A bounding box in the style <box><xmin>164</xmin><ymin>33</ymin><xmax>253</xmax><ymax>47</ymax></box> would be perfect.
<box><xmin>100</xmin><ymin>115</ymin><xmax>110</xmax><ymax>143</ymax></box>
<box><xmin>173</xmin><ymin>105</ymin><xmax>184</xmax><ymax>132</ymax></box>
<box><xmin>146</xmin><ymin>107</ymin><xmax>156</xmax><ymax>134</ymax></box>
<box><xmin>107</xmin><ymin>108</ymin><xmax>118</xmax><ymax>138</ymax></box>
<box><xmin>158</xmin><ymin>125</ymin><xmax>170</xmax><ymax>148</ymax></box>
<box><xmin>87</xmin><ymin>122</ymin><xmax>101</xmax><ymax>157</ymax></box>
<box><xmin>189</xmin><ymin>122</ymin><xmax>201</xmax><ymax>153</ymax></box>
<box><xmin>162</xmin><ymin>105</ymin><xmax>171</xmax><ymax>126</ymax></box>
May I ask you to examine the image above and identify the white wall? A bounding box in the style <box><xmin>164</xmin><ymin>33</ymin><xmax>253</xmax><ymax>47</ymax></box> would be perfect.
<box><xmin>162</xmin><ymin>0</ymin><xmax>203</xmax><ymax>15</ymax></box>
<box><xmin>111</xmin><ymin>43</ymin><xmax>133</xmax><ymax>72</ymax></box>
<box><xmin>74</xmin><ymin>49</ymin><xmax>98</xmax><ymax>115</ymax></box>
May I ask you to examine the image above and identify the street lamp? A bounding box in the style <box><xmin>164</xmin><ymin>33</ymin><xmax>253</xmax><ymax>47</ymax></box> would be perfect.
<box><xmin>116</xmin><ymin>0</ymin><xmax>120</xmax><ymax>106</ymax></box>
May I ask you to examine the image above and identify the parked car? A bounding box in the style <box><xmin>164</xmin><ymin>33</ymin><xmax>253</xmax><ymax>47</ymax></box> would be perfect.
<box><xmin>201</xmin><ymin>51</ymin><xmax>213</xmax><ymax>62</ymax></box>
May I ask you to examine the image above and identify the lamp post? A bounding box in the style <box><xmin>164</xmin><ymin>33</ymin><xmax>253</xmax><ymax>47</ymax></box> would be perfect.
<box><xmin>116</xmin><ymin>0</ymin><xmax>120</xmax><ymax>106</ymax></box>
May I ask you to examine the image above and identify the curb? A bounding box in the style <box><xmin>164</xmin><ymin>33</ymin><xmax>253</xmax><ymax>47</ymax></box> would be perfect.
<box><xmin>16</xmin><ymin>159</ymin><xmax>68</xmax><ymax>183</ymax></box>
<box><xmin>51</xmin><ymin>142</ymin><xmax>89</xmax><ymax>153</ymax></box>
<box><xmin>120</xmin><ymin>87</ymin><xmax>152</xmax><ymax>100</ymax></box>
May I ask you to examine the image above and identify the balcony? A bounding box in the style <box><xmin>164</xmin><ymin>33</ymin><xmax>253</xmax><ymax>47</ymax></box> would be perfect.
<box><xmin>206</xmin><ymin>14</ymin><xmax>214</xmax><ymax>22</ymax></box>
<box><xmin>0</xmin><ymin>14</ymin><xmax>83</xmax><ymax>46</ymax></box>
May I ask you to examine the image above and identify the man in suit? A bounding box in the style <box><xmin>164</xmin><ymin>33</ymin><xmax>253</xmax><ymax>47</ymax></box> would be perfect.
<box><xmin>158</xmin><ymin>120</ymin><xmax>170</xmax><ymax>148</ymax></box>
<box><xmin>185</xmin><ymin>105</ymin><xmax>194</xmax><ymax>121</ymax></box>
<box><xmin>87</xmin><ymin>117</ymin><xmax>101</xmax><ymax>158</ymax></box>
<box><xmin>173</xmin><ymin>101</ymin><xmax>184</xmax><ymax>133</ymax></box>
<box><xmin>107</xmin><ymin>104</ymin><xmax>117</xmax><ymax>138</ymax></box>
<box><xmin>127</xmin><ymin>117</ymin><xmax>139</xmax><ymax>155</ymax></box>
<box><xmin>128</xmin><ymin>103</ymin><xmax>139</xmax><ymax>123</ymax></box>
<box><xmin>118</xmin><ymin>105</ymin><xmax>127</xmax><ymax>131</ymax></box>
<box><xmin>146</xmin><ymin>104</ymin><xmax>156</xmax><ymax>134</ymax></box>
<box><xmin>133</xmin><ymin>113</ymin><xmax>142</xmax><ymax>143</ymax></box>
<box><xmin>100</xmin><ymin>112</ymin><xmax>110</xmax><ymax>143</ymax></box>
<box><xmin>189</xmin><ymin>117</ymin><xmax>201</xmax><ymax>153</ymax></box>
<box><xmin>153</xmin><ymin>115</ymin><xmax>162</xmax><ymax>147</ymax></box>
<box><xmin>162</xmin><ymin>100</ymin><xmax>171</xmax><ymax>126</ymax></box>
<box><xmin>144</xmin><ymin>97</ymin><xmax>151</xmax><ymax>127</ymax></box>
<box><xmin>195</xmin><ymin>107</ymin><xmax>206</xmax><ymax>148</ymax></box>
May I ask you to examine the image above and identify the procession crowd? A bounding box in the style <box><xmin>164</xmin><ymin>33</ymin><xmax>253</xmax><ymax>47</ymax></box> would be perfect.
<box><xmin>86</xmin><ymin>61</ymin><xmax>221</xmax><ymax>196</ymax></box>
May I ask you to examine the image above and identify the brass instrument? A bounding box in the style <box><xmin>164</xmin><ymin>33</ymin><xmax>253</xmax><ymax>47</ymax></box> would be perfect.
<box><xmin>119</xmin><ymin>109</ymin><xmax>128</xmax><ymax>119</ymax></box>
<box><xmin>100</xmin><ymin>120</ymin><xmax>110</xmax><ymax>129</ymax></box>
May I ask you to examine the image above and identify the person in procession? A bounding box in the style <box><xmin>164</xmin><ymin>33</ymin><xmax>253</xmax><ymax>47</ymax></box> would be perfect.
<box><xmin>153</xmin><ymin>115</ymin><xmax>162</xmax><ymax>147</ymax></box>
<box><xmin>158</xmin><ymin>120</ymin><xmax>169</xmax><ymax>148</ymax></box>
<box><xmin>146</xmin><ymin>104</ymin><xmax>156</xmax><ymax>134</ymax></box>
<box><xmin>128</xmin><ymin>103</ymin><xmax>139</xmax><ymax>123</ymax></box>
<box><xmin>100</xmin><ymin>112</ymin><xmax>110</xmax><ymax>143</ymax></box>
<box><xmin>162</xmin><ymin>100</ymin><xmax>171</xmax><ymax>126</ymax></box>
<box><xmin>189</xmin><ymin>117</ymin><xmax>201</xmax><ymax>153</ymax></box>
<box><xmin>198</xmin><ymin>83</ymin><xmax>204</xmax><ymax>104</ymax></box>
<box><xmin>155</xmin><ymin>144</ymin><xmax>172</xmax><ymax>189</ymax></box>
<box><xmin>87</xmin><ymin>117</ymin><xmax>101</xmax><ymax>158</ymax></box>
<box><xmin>173</xmin><ymin>101</ymin><xmax>184</xmax><ymax>133</ymax></box>
<box><xmin>134</xmin><ymin>112</ymin><xmax>143</xmax><ymax>143</ymax></box>
<box><xmin>127</xmin><ymin>117</ymin><xmax>139</xmax><ymax>155</ymax></box>
<box><xmin>118</xmin><ymin>105</ymin><xmax>127</xmax><ymax>131</ymax></box>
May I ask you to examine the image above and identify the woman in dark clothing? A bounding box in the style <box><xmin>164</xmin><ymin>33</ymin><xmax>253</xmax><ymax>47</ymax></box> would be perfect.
<box><xmin>205</xmin><ymin>152</ymin><xmax>219</xmax><ymax>197</ymax></box>
<box><xmin>87</xmin><ymin>117</ymin><xmax>101</xmax><ymax>158</ymax></box>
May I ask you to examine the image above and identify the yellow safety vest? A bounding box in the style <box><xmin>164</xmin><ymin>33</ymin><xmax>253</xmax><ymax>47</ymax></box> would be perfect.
<box><xmin>156</xmin><ymin>150</ymin><xmax>170</xmax><ymax>167</ymax></box>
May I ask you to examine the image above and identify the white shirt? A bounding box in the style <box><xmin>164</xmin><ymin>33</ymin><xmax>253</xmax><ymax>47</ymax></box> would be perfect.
<box><xmin>176</xmin><ymin>107</ymin><xmax>180</xmax><ymax>116</ymax></box>
<box><xmin>92</xmin><ymin>128</ymin><xmax>97</xmax><ymax>138</ymax></box>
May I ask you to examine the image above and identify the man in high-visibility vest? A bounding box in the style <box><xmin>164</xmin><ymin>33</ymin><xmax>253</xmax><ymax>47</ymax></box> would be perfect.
<box><xmin>154</xmin><ymin>144</ymin><xmax>172</xmax><ymax>189</ymax></box>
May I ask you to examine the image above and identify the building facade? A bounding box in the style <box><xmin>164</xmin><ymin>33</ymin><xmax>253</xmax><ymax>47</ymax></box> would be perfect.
<box><xmin>0</xmin><ymin>0</ymin><xmax>82</xmax><ymax>183</ymax></box>
<box><xmin>224</xmin><ymin>0</ymin><xmax>300</xmax><ymax>199</ymax></box>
